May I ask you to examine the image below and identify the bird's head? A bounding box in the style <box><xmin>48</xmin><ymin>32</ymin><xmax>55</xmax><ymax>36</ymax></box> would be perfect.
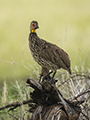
<box><xmin>30</xmin><ymin>21</ymin><xmax>39</xmax><ymax>33</ymax></box>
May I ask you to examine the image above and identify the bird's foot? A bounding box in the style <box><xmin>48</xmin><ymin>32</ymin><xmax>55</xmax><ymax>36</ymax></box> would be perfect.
<box><xmin>42</xmin><ymin>71</ymin><xmax>53</xmax><ymax>82</ymax></box>
<box><xmin>49</xmin><ymin>71</ymin><xmax>57</xmax><ymax>84</ymax></box>
<box><xmin>39</xmin><ymin>74</ymin><xmax>42</xmax><ymax>83</ymax></box>
<box><xmin>42</xmin><ymin>70</ymin><xmax>58</xmax><ymax>85</ymax></box>
<box><xmin>52</xmin><ymin>71</ymin><xmax>56</xmax><ymax>80</ymax></box>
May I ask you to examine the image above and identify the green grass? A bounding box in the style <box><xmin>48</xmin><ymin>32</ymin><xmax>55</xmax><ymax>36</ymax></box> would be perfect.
<box><xmin>0</xmin><ymin>0</ymin><xmax>90</xmax><ymax>82</ymax></box>
<box><xmin>0</xmin><ymin>71</ymin><xmax>90</xmax><ymax>119</ymax></box>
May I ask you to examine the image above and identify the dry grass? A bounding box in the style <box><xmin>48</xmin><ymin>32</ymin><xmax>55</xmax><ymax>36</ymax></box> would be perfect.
<box><xmin>0</xmin><ymin>69</ymin><xmax>90</xmax><ymax>120</ymax></box>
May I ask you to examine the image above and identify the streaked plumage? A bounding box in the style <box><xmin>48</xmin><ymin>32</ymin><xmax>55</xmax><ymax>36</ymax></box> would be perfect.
<box><xmin>29</xmin><ymin>21</ymin><xmax>71</xmax><ymax>79</ymax></box>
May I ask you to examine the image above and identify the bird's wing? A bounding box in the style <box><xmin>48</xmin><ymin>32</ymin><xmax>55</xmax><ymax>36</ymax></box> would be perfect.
<box><xmin>40</xmin><ymin>40</ymin><xmax>71</xmax><ymax>70</ymax></box>
<box><xmin>53</xmin><ymin>44</ymin><xmax>71</xmax><ymax>67</ymax></box>
<box><xmin>39</xmin><ymin>40</ymin><xmax>57</xmax><ymax>63</ymax></box>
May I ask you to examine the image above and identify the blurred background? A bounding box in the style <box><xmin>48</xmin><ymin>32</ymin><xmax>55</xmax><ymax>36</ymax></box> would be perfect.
<box><xmin>0</xmin><ymin>0</ymin><xmax>90</xmax><ymax>85</ymax></box>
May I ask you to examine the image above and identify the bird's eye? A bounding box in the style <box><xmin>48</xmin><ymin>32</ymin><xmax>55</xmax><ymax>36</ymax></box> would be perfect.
<box><xmin>32</xmin><ymin>23</ymin><xmax>36</xmax><ymax>27</ymax></box>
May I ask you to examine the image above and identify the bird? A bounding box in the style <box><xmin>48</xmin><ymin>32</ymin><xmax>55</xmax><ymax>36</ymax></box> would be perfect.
<box><xmin>28</xmin><ymin>20</ymin><xmax>71</xmax><ymax>82</ymax></box>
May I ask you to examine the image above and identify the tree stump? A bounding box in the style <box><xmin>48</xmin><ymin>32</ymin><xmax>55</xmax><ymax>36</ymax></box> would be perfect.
<box><xmin>27</xmin><ymin>79</ymin><xmax>81</xmax><ymax>120</ymax></box>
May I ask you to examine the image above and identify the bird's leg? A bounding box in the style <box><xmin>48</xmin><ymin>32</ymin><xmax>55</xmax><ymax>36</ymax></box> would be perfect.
<box><xmin>52</xmin><ymin>70</ymin><xmax>56</xmax><ymax>79</ymax></box>
<box><xmin>42</xmin><ymin>70</ymin><xmax>58</xmax><ymax>84</ymax></box>
<box><xmin>39</xmin><ymin>74</ymin><xmax>43</xmax><ymax>83</ymax></box>
<box><xmin>42</xmin><ymin>71</ymin><xmax>53</xmax><ymax>82</ymax></box>
<box><xmin>49</xmin><ymin>70</ymin><xmax>57</xmax><ymax>84</ymax></box>
<box><xmin>39</xmin><ymin>67</ymin><xmax>51</xmax><ymax>83</ymax></box>
<box><xmin>39</xmin><ymin>67</ymin><xmax>57</xmax><ymax>84</ymax></box>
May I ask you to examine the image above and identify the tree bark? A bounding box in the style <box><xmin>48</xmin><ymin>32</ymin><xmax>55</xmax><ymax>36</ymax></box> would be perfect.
<box><xmin>27</xmin><ymin>79</ymin><xmax>81</xmax><ymax>120</ymax></box>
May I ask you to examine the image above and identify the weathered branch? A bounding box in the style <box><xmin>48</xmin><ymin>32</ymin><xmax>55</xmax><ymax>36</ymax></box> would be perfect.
<box><xmin>71</xmin><ymin>88</ymin><xmax>90</xmax><ymax>101</ymax></box>
<box><xmin>26</xmin><ymin>79</ymin><xmax>81</xmax><ymax>120</ymax></box>
<box><xmin>58</xmin><ymin>73</ymin><xmax>90</xmax><ymax>87</ymax></box>
<box><xmin>0</xmin><ymin>99</ymin><xmax>33</xmax><ymax>111</ymax></box>
<box><xmin>27</xmin><ymin>79</ymin><xmax>42</xmax><ymax>90</ymax></box>
<box><xmin>0</xmin><ymin>75</ymin><xmax>90</xmax><ymax>120</ymax></box>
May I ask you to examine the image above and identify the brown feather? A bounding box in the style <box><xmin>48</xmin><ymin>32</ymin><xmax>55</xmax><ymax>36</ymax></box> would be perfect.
<box><xmin>29</xmin><ymin>21</ymin><xmax>72</xmax><ymax>74</ymax></box>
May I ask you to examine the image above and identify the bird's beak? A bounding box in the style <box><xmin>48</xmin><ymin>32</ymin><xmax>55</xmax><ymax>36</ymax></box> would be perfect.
<box><xmin>36</xmin><ymin>25</ymin><xmax>39</xmax><ymax>29</ymax></box>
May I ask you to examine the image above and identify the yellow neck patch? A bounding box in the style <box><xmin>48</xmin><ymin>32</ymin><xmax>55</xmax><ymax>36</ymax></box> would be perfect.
<box><xmin>31</xmin><ymin>29</ymin><xmax>36</xmax><ymax>33</ymax></box>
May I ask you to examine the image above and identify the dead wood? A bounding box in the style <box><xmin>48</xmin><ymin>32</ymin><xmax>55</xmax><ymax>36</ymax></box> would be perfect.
<box><xmin>26</xmin><ymin>79</ymin><xmax>81</xmax><ymax>120</ymax></box>
<box><xmin>0</xmin><ymin>99</ymin><xmax>33</xmax><ymax>111</ymax></box>
<box><xmin>0</xmin><ymin>73</ymin><xmax>90</xmax><ymax>120</ymax></box>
